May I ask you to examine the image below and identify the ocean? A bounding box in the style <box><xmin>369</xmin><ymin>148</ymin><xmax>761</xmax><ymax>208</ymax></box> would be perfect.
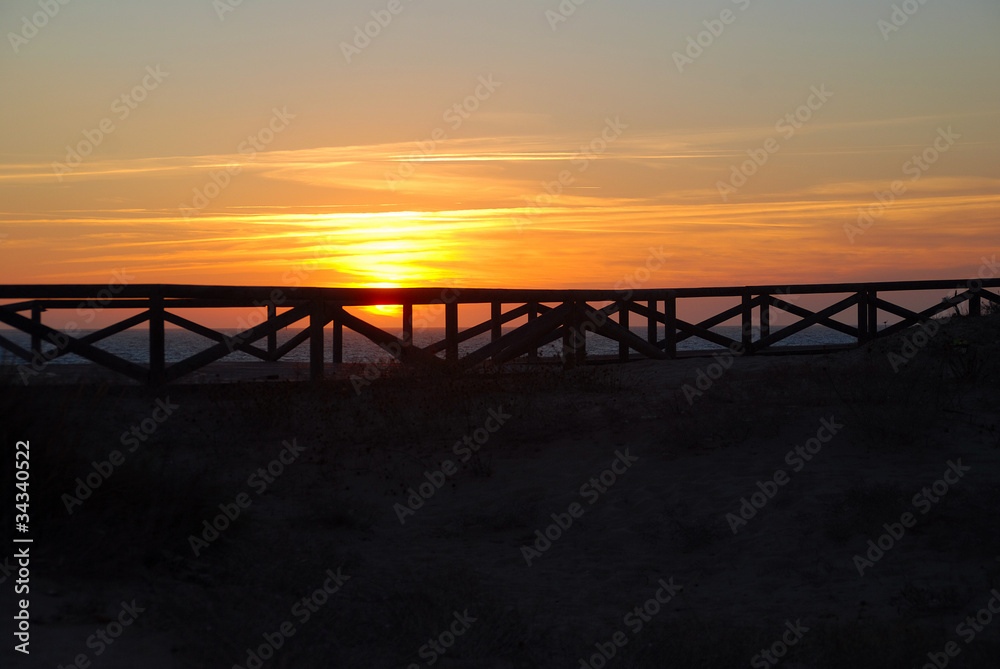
<box><xmin>0</xmin><ymin>325</ymin><xmax>857</xmax><ymax>366</ymax></box>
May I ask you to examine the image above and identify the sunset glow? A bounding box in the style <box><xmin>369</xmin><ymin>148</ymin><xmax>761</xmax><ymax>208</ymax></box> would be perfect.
<box><xmin>2</xmin><ymin>0</ymin><xmax>998</xmax><ymax>301</ymax></box>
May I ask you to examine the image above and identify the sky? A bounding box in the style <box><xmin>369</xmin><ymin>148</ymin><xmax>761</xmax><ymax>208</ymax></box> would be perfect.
<box><xmin>1</xmin><ymin>0</ymin><xmax>998</xmax><ymax>306</ymax></box>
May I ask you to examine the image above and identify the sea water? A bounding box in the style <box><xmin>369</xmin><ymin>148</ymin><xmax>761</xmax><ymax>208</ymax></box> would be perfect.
<box><xmin>0</xmin><ymin>325</ymin><xmax>857</xmax><ymax>366</ymax></box>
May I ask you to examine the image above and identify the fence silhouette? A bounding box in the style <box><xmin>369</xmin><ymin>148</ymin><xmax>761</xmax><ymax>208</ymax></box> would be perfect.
<box><xmin>1</xmin><ymin>279</ymin><xmax>997</xmax><ymax>385</ymax></box>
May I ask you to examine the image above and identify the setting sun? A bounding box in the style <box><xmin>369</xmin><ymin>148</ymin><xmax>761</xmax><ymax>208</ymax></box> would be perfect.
<box><xmin>4</xmin><ymin>2</ymin><xmax>1000</xmax><ymax>667</ymax></box>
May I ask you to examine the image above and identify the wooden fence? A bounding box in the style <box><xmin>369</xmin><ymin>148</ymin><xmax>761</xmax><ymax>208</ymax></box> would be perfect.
<box><xmin>0</xmin><ymin>280</ymin><xmax>997</xmax><ymax>385</ymax></box>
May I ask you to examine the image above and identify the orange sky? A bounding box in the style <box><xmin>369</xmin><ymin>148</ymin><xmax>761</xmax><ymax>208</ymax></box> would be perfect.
<box><xmin>2</xmin><ymin>0</ymin><xmax>998</xmax><ymax>318</ymax></box>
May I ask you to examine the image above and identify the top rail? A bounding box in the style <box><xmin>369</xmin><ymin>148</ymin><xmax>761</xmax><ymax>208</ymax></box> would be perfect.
<box><xmin>2</xmin><ymin>279</ymin><xmax>999</xmax><ymax>304</ymax></box>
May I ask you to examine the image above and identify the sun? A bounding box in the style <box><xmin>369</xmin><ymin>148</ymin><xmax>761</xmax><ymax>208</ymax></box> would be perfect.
<box><xmin>359</xmin><ymin>280</ymin><xmax>404</xmax><ymax>318</ymax></box>
<box><xmin>369</xmin><ymin>304</ymin><xmax>402</xmax><ymax>317</ymax></box>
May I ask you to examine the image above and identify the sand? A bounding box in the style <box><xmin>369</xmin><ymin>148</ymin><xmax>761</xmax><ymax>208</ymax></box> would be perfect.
<box><xmin>2</xmin><ymin>313</ymin><xmax>1000</xmax><ymax>667</ymax></box>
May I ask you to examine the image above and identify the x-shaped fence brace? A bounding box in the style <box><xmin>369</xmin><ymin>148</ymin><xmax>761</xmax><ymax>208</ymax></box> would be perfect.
<box><xmin>1</xmin><ymin>281</ymin><xmax>997</xmax><ymax>385</ymax></box>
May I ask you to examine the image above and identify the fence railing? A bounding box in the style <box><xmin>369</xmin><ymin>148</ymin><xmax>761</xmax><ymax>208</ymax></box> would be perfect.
<box><xmin>1</xmin><ymin>280</ymin><xmax>997</xmax><ymax>385</ymax></box>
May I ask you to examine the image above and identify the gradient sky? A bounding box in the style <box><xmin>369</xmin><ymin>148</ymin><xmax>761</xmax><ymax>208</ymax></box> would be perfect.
<box><xmin>2</xmin><ymin>0</ymin><xmax>998</xmax><ymax>299</ymax></box>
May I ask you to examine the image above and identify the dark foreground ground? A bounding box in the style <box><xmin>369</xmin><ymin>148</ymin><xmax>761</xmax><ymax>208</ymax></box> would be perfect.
<box><xmin>2</xmin><ymin>314</ymin><xmax>1000</xmax><ymax>668</ymax></box>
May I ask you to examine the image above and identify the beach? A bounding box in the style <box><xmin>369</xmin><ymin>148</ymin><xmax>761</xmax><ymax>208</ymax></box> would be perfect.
<box><xmin>2</xmin><ymin>314</ymin><xmax>999</xmax><ymax>667</ymax></box>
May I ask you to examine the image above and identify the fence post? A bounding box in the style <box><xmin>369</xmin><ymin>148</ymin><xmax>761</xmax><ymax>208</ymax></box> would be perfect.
<box><xmin>491</xmin><ymin>302</ymin><xmax>502</xmax><ymax>362</ymax></box>
<box><xmin>618</xmin><ymin>300</ymin><xmax>630</xmax><ymax>362</ymax></box>
<box><xmin>562</xmin><ymin>302</ymin><xmax>576</xmax><ymax>368</ymax></box>
<box><xmin>402</xmin><ymin>303</ymin><xmax>413</xmax><ymax>345</ymax></box>
<box><xmin>267</xmin><ymin>302</ymin><xmax>277</xmax><ymax>360</ymax></box>
<box><xmin>647</xmin><ymin>299</ymin><xmax>657</xmax><ymax>345</ymax></box>
<box><xmin>446</xmin><ymin>301</ymin><xmax>458</xmax><ymax>362</ymax></box>
<box><xmin>741</xmin><ymin>290</ymin><xmax>753</xmax><ymax>353</ymax></box>
<box><xmin>149</xmin><ymin>288</ymin><xmax>165</xmax><ymax>386</ymax></box>
<box><xmin>575</xmin><ymin>302</ymin><xmax>588</xmax><ymax>365</ymax></box>
<box><xmin>310</xmin><ymin>300</ymin><xmax>325</xmax><ymax>381</ymax></box>
<box><xmin>664</xmin><ymin>292</ymin><xmax>677</xmax><ymax>359</ymax></box>
<box><xmin>30</xmin><ymin>304</ymin><xmax>42</xmax><ymax>357</ymax></box>
<box><xmin>970</xmin><ymin>287</ymin><xmax>982</xmax><ymax>317</ymax></box>
<box><xmin>867</xmin><ymin>289</ymin><xmax>878</xmax><ymax>339</ymax></box>
<box><xmin>527</xmin><ymin>301</ymin><xmax>538</xmax><ymax>362</ymax></box>
<box><xmin>857</xmin><ymin>288</ymin><xmax>869</xmax><ymax>344</ymax></box>
<box><xmin>760</xmin><ymin>293</ymin><xmax>770</xmax><ymax>341</ymax></box>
